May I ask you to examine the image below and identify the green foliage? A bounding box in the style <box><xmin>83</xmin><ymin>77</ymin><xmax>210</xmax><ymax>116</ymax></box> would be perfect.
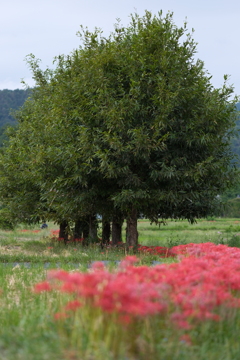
<box><xmin>0</xmin><ymin>123</ymin><xmax>15</xmax><ymax>147</ymax></box>
<box><xmin>0</xmin><ymin>208</ymin><xmax>15</xmax><ymax>229</ymax></box>
<box><xmin>222</xmin><ymin>197</ymin><xmax>240</xmax><ymax>218</ymax></box>
<box><xmin>221</xmin><ymin>181</ymin><xmax>240</xmax><ymax>200</ymax></box>
<box><xmin>62</xmin><ymin>11</ymin><xmax>238</xmax><ymax>223</ymax></box>
<box><xmin>0</xmin><ymin>10</ymin><xmax>239</xmax><ymax>238</ymax></box>
<box><xmin>224</xmin><ymin>234</ymin><xmax>240</xmax><ymax>247</ymax></box>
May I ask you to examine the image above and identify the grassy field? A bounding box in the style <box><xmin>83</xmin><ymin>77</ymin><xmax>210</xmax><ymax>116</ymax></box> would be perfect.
<box><xmin>0</xmin><ymin>218</ymin><xmax>240</xmax><ymax>359</ymax></box>
<box><xmin>138</xmin><ymin>217</ymin><xmax>240</xmax><ymax>246</ymax></box>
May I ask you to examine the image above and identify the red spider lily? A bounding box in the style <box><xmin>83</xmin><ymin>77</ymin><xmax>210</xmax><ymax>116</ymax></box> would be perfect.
<box><xmin>67</xmin><ymin>238</ymin><xmax>84</xmax><ymax>243</ymax></box>
<box><xmin>65</xmin><ymin>300</ymin><xmax>82</xmax><ymax>311</ymax></box>
<box><xmin>119</xmin><ymin>255</ymin><xmax>139</xmax><ymax>269</ymax></box>
<box><xmin>60</xmin><ymin>282</ymin><xmax>76</xmax><ymax>293</ymax></box>
<box><xmin>180</xmin><ymin>334</ymin><xmax>192</xmax><ymax>345</ymax></box>
<box><xmin>118</xmin><ymin>314</ymin><xmax>132</xmax><ymax>325</ymax></box>
<box><xmin>54</xmin><ymin>312</ymin><xmax>68</xmax><ymax>320</ymax></box>
<box><xmin>138</xmin><ymin>245</ymin><xmax>175</xmax><ymax>257</ymax></box>
<box><xmin>73</xmin><ymin>238</ymin><xmax>84</xmax><ymax>242</ymax></box>
<box><xmin>47</xmin><ymin>269</ymin><xmax>70</xmax><ymax>282</ymax></box>
<box><xmin>57</xmin><ymin>237</ymin><xmax>64</xmax><ymax>242</ymax></box>
<box><xmin>171</xmin><ymin>313</ymin><xmax>192</xmax><ymax>330</ymax></box>
<box><xmin>51</xmin><ymin>230</ymin><xmax>59</xmax><ymax>235</ymax></box>
<box><xmin>34</xmin><ymin>243</ymin><xmax>240</xmax><ymax>330</ymax></box>
<box><xmin>33</xmin><ymin>281</ymin><xmax>52</xmax><ymax>293</ymax></box>
<box><xmin>90</xmin><ymin>262</ymin><xmax>106</xmax><ymax>270</ymax></box>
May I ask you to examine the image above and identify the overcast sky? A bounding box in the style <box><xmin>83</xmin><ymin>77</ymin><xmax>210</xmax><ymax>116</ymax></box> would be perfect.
<box><xmin>1</xmin><ymin>0</ymin><xmax>240</xmax><ymax>98</ymax></box>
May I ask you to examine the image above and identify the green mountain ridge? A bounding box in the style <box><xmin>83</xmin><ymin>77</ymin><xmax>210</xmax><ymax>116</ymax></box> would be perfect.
<box><xmin>0</xmin><ymin>89</ymin><xmax>31</xmax><ymax>127</ymax></box>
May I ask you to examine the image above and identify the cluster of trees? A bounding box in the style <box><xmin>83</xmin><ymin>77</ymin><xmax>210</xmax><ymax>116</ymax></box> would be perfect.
<box><xmin>0</xmin><ymin>11</ymin><xmax>239</xmax><ymax>246</ymax></box>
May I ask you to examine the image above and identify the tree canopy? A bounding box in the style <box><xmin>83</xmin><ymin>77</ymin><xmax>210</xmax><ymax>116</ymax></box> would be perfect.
<box><xmin>0</xmin><ymin>11</ymin><xmax>239</xmax><ymax>246</ymax></box>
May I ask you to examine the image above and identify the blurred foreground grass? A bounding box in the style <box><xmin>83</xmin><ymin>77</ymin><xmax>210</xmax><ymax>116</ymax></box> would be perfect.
<box><xmin>0</xmin><ymin>218</ymin><xmax>240</xmax><ymax>359</ymax></box>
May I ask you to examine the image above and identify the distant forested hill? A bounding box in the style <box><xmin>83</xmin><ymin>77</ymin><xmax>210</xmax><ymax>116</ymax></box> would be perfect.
<box><xmin>0</xmin><ymin>89</ymin><xmax>31</xmax><ymax>127</ymax></box>
<box><xmin>230</xmin><ymin>102</ymin><xmax>240</xmax><ymax>160</ymax></box>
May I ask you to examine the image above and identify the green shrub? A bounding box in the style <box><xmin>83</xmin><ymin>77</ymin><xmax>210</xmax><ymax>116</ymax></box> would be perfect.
<box><xmin>226</xmin><ymin>234</ymin><xmax>240</xmax><ymax>248</ymax></box>
<box><xmin>222</xmin><ymin>198</ymin><xmax>240</xmax><ymax>218</ymax></box>
<box><xmin>0</xmin><ymin>208</ymin><xmax>15</xmax><ymax>230</ymax></box>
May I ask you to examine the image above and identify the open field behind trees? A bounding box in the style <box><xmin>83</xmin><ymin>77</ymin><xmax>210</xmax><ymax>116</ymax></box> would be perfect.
<box><xmin>0</xmin><ymin>218</ymin><xmax>240</xmax><ymax>264</ymax></box>
<box><xmin>1</xmin><ymin>218</ymin><xmax>240</xmax><ymax>359</ymax></box>
<box><xmin>0</xmin><ymin>218</ymin><xmax>238</xmax><ymax>254</ymax></box>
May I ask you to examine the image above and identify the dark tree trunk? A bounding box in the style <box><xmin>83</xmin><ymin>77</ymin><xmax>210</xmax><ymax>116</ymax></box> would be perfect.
<box><xmin>89</xmin><ymin>214</ymin><xmax>98</xmax><ymax>241</ymax></box>
<box><xmin>112</xmin><ymin>213</ymin><xmax>123</xmax><ymax>245</ymax></box>
<box><xmin>126</xmin><ymin>207</ymin><xmax>138</xmax><ymax>249</ymax></box>
<box><xmin>59</xmin><ymin>221</ymin><xmax>68</xmax><ymax>245</ymax></box>
<box><xmin>82</xmin><ymin>216</ymin><xmax>89</xmax><ymax>239</ymax></box>
<box><xmin>74</xmin><ymin>219</ymin><xmax>83</xmax><ymax>239</ymax></box>
<box><xmin>102</xmin><ymin>215</ymin><xmax>111</xmax><ymax>244</ymax></box>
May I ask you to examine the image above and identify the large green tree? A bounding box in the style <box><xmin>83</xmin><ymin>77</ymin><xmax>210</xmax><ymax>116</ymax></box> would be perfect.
<box><xmin>0</xmin><ymin>11</ymin><xmax>239</xmax><ymax>247</ymax></box>
<box><xmin>0</xmin><ymin>61</ymin><xmax>117</xmax><ymax>240</ymax></box>
<box><xmin>59</xmin><ymin>11</ymin><xmax>239</xmax><ymax>246</ymax></box>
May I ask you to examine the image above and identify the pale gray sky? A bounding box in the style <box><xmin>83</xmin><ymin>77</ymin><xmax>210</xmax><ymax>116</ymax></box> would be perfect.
<box><xmin>1</xmin><ymin>0</ymin><xmax>240</xmax><ymax>97</ymax></box>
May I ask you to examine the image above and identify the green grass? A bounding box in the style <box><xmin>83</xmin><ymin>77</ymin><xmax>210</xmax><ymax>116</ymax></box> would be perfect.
<box><xmin>137</xmin><ymin>218</ymin><xmax>240</xmax><ymax>246</ymax></box>
<box><xmin>1</xmin><ymin>263</ymin><xmax>240</xmax><ymax>359</ymax></box>
<box><xmin>0</xmin><ymin>265</ymin><xmax>65</xmax><ymax>360</ymax></box>
<box><xmin>0</xmin><ymin>218</ymin><xmax>240</xmax><ymax>359</ymax></box>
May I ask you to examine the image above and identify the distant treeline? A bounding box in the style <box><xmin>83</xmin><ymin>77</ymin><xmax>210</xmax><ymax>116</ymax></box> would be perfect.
<box><xmin>231</xmin><ymin>102</ymin><xmax>240</xmax><ymax>159</ymax></box>
<box><xmin>0</xmin><ymin>89</ymin><xmax>31</xmax><ymax>146</ymax></box>
<box><xmin>0</xmin><ymin>89</ymin><xmax>31</xmax><ymax>127</ymax></box>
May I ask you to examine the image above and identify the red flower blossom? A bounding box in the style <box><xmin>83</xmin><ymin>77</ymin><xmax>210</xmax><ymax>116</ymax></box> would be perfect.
<box><xmin>54</xmin><ymin>312</ymin><xmax>68</xmax><ymax>320</ymax></box>
<box><xmin>90</xmin><ymin>262</ymin><xmax>106</xmax><ymax>270</ymax></box>
<box><xmin>33</xmin><ymin>281</ymin><xmax>51</xmax><ymax>293</ymax></box>
<box><xmin>34</xmin><ymin>245</ymin><xmax>240</xmax><ymax>330</ymax></box>
<box><xmin>65</xmin><ymin>300</ymin><xmax>82</xmax><ymax>311</ymax></box>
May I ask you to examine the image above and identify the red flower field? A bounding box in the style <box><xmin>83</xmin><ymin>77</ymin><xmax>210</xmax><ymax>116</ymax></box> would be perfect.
<box><xmin>34</xmin><ymin>242</ymin><xmax>240</xmax><ymax>330</ymax></box>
